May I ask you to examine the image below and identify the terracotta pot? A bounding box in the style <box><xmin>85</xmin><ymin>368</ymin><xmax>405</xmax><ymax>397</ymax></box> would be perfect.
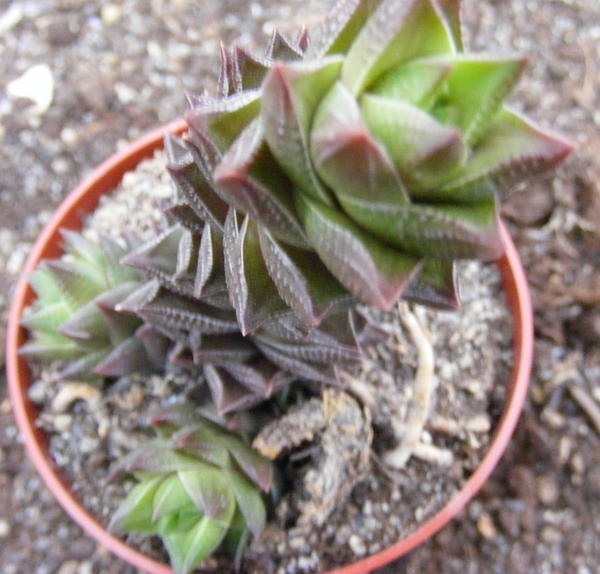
<box><xmin>7</xmin><ymin>122</ymin><xmax>534</xmax><ymax>574</ymax></box>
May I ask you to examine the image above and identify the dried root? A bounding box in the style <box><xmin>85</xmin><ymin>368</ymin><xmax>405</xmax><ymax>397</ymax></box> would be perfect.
<box><xmin>385</xmin><ymin>303</ymin><xmax>452</xmax><ymax>469</ymax></box>
<box><xmin>254</xmin><ymin>389</ymin><xmax>372</xmax><ymax>526</ymax></box>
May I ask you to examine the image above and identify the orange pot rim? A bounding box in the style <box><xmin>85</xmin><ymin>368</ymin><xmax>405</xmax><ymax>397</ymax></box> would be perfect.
<box><xmin>6</xmin><ymin>120</ymin><xmax>533</xmax><ymax>574</ymax></box>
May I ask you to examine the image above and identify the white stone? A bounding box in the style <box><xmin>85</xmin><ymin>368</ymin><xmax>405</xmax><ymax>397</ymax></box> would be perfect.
<box><xmin>7</xmin><ymin>64</ymin><xmax>54</xmax><ymax>115</ymax></box>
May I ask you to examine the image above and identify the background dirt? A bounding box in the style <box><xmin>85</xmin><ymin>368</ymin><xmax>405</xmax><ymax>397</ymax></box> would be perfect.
<box><xmin>1</xmin><ymin>1</ymin><xmax>599</xmax><ymax>573</ymax></box>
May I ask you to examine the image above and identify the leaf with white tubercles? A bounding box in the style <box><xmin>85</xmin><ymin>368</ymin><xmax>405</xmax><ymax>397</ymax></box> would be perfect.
<box><xmin>440</xmin><ymin>106</ymin><xmax>576</xmax><ymax>195</ymax></box>
<box><xmin>223</xmin><ymin>210</ymin><xmax>289</xmax><ymax>335</ymax></box>
<box><xmin>308</xmin><ymin>0</ymin><xmax>380</xmax><ymax>58</ymax></box>
<box><xmin>214</xmin><ymin>120</ymin><xmax>309</xmax><ymax>247</ymax></box>
<box><xmin>361</xmin><ymin>93</ymin><xmax>466</xmax><ymax>179</ymax></box>
<box><xmin>204</xmin><ymin>364</ymin><xmax>268</xmax><ymax>414</ymax></box>
<box><xmin>342</xmin><ymin>0</ymin><xmax>454</xmax><ymax>95</ymax></box>
<box><xmin>338</xmin><ymin>196</ymin><xmax>504</xmax><ymax>261</ymax></box>
<box><xmin>297</xmin><ymin>194</ymin><xmax>422</xmax><ymax>311</ymax></box>
<box><xmin>261</xmin><ymin>57</ymin><xmax>343</xmax><ymax>204</ymax></box>
<box><xmin>165</xmin><ymin>134</ymin><xmax>228</xmax><ymax>231</ymax></box>
<box><xmin>186</xmin><ymin>90</ymin><xmax>261</xmax><ymax>153</ymax></box>
<box><xmin>258</xmin><ymin>227</ymin><xmax>354</xmax><ymax>329</ymax></box>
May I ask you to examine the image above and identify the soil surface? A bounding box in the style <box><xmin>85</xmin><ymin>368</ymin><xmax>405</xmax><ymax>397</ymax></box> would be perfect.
<box><xmin>1</xmin><ymin>1</ymin><xmax>600</xmax><ymax>573</ymax></box>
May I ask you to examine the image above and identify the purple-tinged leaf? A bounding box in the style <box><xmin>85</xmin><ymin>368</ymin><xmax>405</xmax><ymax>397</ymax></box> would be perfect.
<box><xmin>232</xmin><ymin>45</ymin><xmax>271</xmax><ymax>92</ymax></box>
<box><xmin>110</xmin><ymin>442</ymin><xmax>202</xmax><ymax>479</ymax></box>
<box><xmin>204</xmin><ymin>364</ymin><xmax>266</xmax><ymax>414</ymax></box>
<box><xmin>57</xmin><ymin>301</ymin><xmax>109</xmax><ymax>344</ymax></box>
<box><xmin>296</xmin><ymin>26</ymin><xmax>310</xmax><ymax>54</ymax></box>
<box><xmin>311</xmin><ymin>81</ymin><xmax>409</xmax><ymax>206</ymax></box>
<box><xmin>252</xmin><ymin>339</ymin><xmax>338</xmax><ymax>385</ymax></box>
<box><xmin>261</xmin><ymin>58</ymin><xmax>343</xmax><ymax>205</ymax></box>
<box><xmin>338</xmin><ymin>196</ymin><xmax>505</xmax><ymax>261</ymax></box>
<box><xmin>93</xmin><ymin>337</ymin><xmax>154</xmax><ymax>378</ymax></box>
<box><xmin>266</xmin><ymin>29</ymin><xmax>304</xmax><ymax>61</ymax></box>
<box><xmin>135</xmin><ymin>323</ymin><xmax>171</xmax><ymax>371</ymax></box>
<box><xmin>342</xmin><ymin>0</ymin><xmax>454</xmax><ymax>95</ymax></box>
<box><xmin>441</xmin><ymin>106</ymin><xmax>576</xmax><ymax>195</ymax></box>
<box><xmin>162</xmin><ymin>201</ymin><xmax>206</xmax><ymax>235</ymax></box>
<box><xmin>165</xmin><ymin>134</ymin><xmax>228</xmax><ymax>231</ymax></box>
<box><xmin>224</xmin><ymin>438</ymin><xmax>274</xmax><ymax>493</ymax></box>
<box><xmin>194</xmin><ymin>224</ymin><xmax>227</xmax><ymax>300</ymax></box>
<box><xmin>223</xmin><ymin>210</ymin><xmax>289</xmax><ymax>335</ymax></box>
<box><xmin>218</xmin><ymin>44</ymin><xmax>236</xmax><ymax>97</ymax></box>
<box><xmin>121</xmin><ymin>226</ymin><xmax>188</xmax><ymax>294</ymax></box>
<box><xmin>403</xmin><ymin>259</ymin><xmax>459</xmax><ymax>310</ymax></box>
<box><xmin>190</xmin><ymin>332</ymin><xmax>257</xmax><ymax>366</ymax></box>
<box><xmin>59</xmin><ymin>349</ymin><xmax>111</xmax><ymax>381</ymax></box>
<box><xmin>174</xmin><ymin>229</ymin><xmax>200</xmax><ymax>287</ymax></box>
<box><xmin>223</xmin><ymin>358</ymin><xmax>293</xmax><ymax>399</ymax></box>
<box><xmin>361</xmin><ymin>94</ymin><xmax>466</xmax><ymax>178</ymax></box>
<box><xmin>213</xmin><ymin>121</ymin><xmax>309</xmax><ymax>247</ymax></box>
<box><xmin>296</xmin><ymin>194</ymin><xmax>422</xmax><ymax>311</ymax></box>
<box><xmin>258</xmin><ymin>227</ymin><xmax>354</xmax><ymax>329</ymax></box>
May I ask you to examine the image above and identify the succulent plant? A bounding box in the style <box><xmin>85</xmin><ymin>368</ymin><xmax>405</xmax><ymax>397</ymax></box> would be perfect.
<box><xmin>20</xmin><ymin>230</ymin><xmax>170</xmax><ymax>381</ymax></box>
<box><xmin>114</xmin><ymin>0</ymin><xmax>574</xmax><ymax>412</ymax></box>
<box><xmin>109</xmin><ymin>408</ymin><xmax>273</xmax><ymax>574</ymax></box>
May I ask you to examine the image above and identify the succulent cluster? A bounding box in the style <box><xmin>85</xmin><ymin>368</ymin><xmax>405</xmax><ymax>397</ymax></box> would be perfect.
<box><xmin>109</xmin><ymin>408</ymin><xmax>273</xmax><ymax>573</ymax></box>
<box><xmin>20</xmin><ymin>0</ymin><xmax>574</xmax><ymax>572</ymax></box>
<box><xmin>20</xmin><ymin>230</ymin><xmax>169</xmax><ymax>381</ymax></box>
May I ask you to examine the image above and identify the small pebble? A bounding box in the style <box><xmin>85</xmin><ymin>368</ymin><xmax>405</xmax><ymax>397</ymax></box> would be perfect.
<box><xmin>348</xmin><ymin>534</ymin><xmax>367</xmax><ymax>557</ymax></box>
<box><xmin>537</xmin><ymin>475</ymin><xmax>560</xmax><ymax>505</ymax></box>
<box><xmin>101</xmin><ymin>4</ymin><xmax>122</xmax><ymax>26</ymax></box>
<box><xmin>477</xmin><ymin>512</ymin><xmax>497</xmax><ymax>539</ymax></box>
<box><xmin>53</xmin><ymin>414</ymin><xmax>74</xmax><ymax>433</ymax></box>
<box><xmin>0</xmin><ymin>519</ymin><xmax>10</xmax><ymax>538</ymax></box>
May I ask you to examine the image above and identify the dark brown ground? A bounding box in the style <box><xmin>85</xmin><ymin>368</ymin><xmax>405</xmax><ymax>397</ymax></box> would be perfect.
<box><xmin>1</xmin><ymin>1</ymin><xmax>599</xmax><ymax>573</ymax></box>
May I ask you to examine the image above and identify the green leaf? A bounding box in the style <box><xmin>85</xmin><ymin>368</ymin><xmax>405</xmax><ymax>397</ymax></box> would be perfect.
<box><xmin>162</xmin><ymin>515</ymin><xmax>228</xmax><ymax>574</ymax></box>
<box><xmin>109</xmin><ymin>475</ymin><xmax>165</xmax><ymax>534</ymax></box>
<box><xmin>435</xmin><ymin>0</ymin><xmax>463</xmax><ymax>51</ymax></box>
<box><xmin>178</xmin><ymin>466</ymin><xmax>236</xmax><ymax>523</ymax></box>
<box><xmin>44</xmin><ymin>260</ymin><xmax>106</xmax><ymax>308</ymax></box>
<box><xmin>307</xmin><ymin>0</ymin><xmax>381</xmax><ymax>57</ymax></box>
<box><xmin>342</xmin><ymin>0</ymin><xmax>454</xmax><ymax>95</ymax></box>
<box><xmin>441</xmin><ymin>106</ymin><xmax>576</xmax><ymax>195</ymax></box>
<box><xmin>20</xmin><ymin>301</ymin><xmax>72</xmax><ymax>333</ymax></box>
<box><xmin>223</xmin><ymin>210</ymin><xmax>289</xmax><ymax>335</ymax></box>
<box><xmin>361</xmin><ymin>93</ymin><xmax>466</xmax><ymax>179</ymax></box>
<box><xmin>152</xmin><ymin>474</ymin><xmax>195</xmax><ymax>522</ymax></box>
<box><xmin>338</xmin><ymin>195</ymin><xmax>505</xmax><ymax>261</ymax></box>
<box><xmin>226</xmin><ymin>470</ymin><xmax>267</xmax><ymax>538</ymax></box>
<box><xmin>296</xmin><ymin>194</ymin><xmax>422</xmax><ymax>311</ymax></box>
<box><xmin>261</xmin><ymin>57</ymin><xmax>343</xmax><ymax>204</ymax></box>
<box><xmin>27</xmin><ymin>267</ymin><xmax>64</xmax><ymax>305</ymax></box>
<box><xmin>60</xmin><ymin>229</ymin><xmax>105</xmax><ymax>270</ymax></box>
<box><xmin>223</xmin><ymin>436</ymin><xmax>274</xmax><ymax>492</ymax></box>
<box><xmin>369</xmin><ymin>57</ymin><xmax>452</xmax><ymax>106</ymax></box>
<box><xmin>428</xmin><ymin>55</ymin><xmax>527</xmax><ymax>145</ymax></box>
<box><xmin>186</xmin><ymin>90</ymin><xmax>261</xmax><ymax>153</ymax></box>
<box><xmin>18</xmin><ymin>333</ymin><xmax>80</xmax><ymax>361</ymax></box>
<box><xmin>213</xmin><ymin>120</ymin><xmax>309</xmax><ymax>248</ymax></box>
